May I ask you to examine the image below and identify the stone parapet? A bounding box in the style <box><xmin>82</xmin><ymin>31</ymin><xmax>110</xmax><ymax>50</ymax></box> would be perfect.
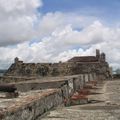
<box><xmin>0</xmin><ymin>89</ymin><xmax>62</xmax><ymax>120</ymax></box>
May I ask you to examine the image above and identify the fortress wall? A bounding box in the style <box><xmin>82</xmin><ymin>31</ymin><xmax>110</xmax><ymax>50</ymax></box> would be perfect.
<box><xmin>11</xmin><ymin>74</ymin><xmax>91</xmax><ymax>98</ymax></box>
<box><xmin>4</xmin><ymin>59</ymin><xmax>111</xmax><ymax>81</ymax></box>
<box><xmin>0</xmin><ymin>73</ymin><xmax>96</xmax><ymax>97</ymax></box>
<box><xmin>3</xmin><ymin>49</ymin><xmax>112</xmax><ymax>81</ymax></box>
<box><xmin>0</xmin><ymin>76</ymin><xmax>36</xmax><ymax>83</ymax></box>
<box><xmin>1</xmin><ymin>89</ymin><xmax>63</xmax><ymax>120</ymax></box>
<box><xmin>0</xmin><ymin>74</ymin><xmax>97</xmax><ymax>120</ymax></box>
<box><xmin>14</xmin><ymin>80</ymin><xmax>66</xmax><ymax>92</ymax></box>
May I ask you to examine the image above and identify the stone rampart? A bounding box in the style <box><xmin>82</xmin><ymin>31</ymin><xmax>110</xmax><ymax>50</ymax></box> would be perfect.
<box><xmin>8</xmin><ymin>74</ymin><xmax>97</xmax><ymax>99</ymax></box>
<box><xmin>3</xmin><ymin>50</ymin><xmax>112</xmax><ymax>81</ymax></box>
<box><xmin>0</xmin><ymin>73</ymin><xmax>98</xmax><ymax>120</ymax></box>
<box><xmin>0</xmin><ymin>89</ymin><xmax>63</xmax><ymax>120</ymax></box>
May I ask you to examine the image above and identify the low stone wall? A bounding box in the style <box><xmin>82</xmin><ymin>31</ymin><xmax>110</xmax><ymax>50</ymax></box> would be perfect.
<box><xmin>14</xmin><ymin>80</ymin><xmax>66</xmax><ymax>92</ymax></box>
<box><xmin>0</xmin><ymin>76</ymin><xmax>36</xmax><ymax>83</ymax></box>
<box><xmin>0</xmin><ymin>73</ymin><xmax>98</xmax><ymax>120</ymax></box>
<box><xmin>0</xmin><ymin>89</ymin><xmax>63</xmax><ymax>120</ymax></box>
<box><xmin>11</xmin><ymin>73</ymin><xmax>96</xmax><ymax>98</ymax></box>
<box><xmin>0</xmin><ymin>72</ymin><xmax>98</xmax><ymax>84</ymax></box>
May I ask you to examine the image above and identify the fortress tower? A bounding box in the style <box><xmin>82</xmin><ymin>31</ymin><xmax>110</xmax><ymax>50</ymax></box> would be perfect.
<box><xmin>96</xmin><ymin>49</ymin><xmax>100</xmax><ymax>60</ymax></box>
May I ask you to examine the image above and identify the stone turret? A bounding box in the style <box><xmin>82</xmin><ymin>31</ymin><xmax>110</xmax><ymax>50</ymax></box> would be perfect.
<box><xmin>100</xmin><ymin>53</ymin><xmax>106</xmax><ymax>62</ymax></box>
<box><xmin>96</xmin><ymin>49</ymin><xmax>100</xmax><ymax>60</ymax></box>
<box><xmin>14</xmin><ymin>57</ymin><xmax>23</xmax><ymax>64</ymax></box>
<box><xmin>14</xmin><ymin>57</ymin><xmax>19</xmax><ymax>64</ymax></box>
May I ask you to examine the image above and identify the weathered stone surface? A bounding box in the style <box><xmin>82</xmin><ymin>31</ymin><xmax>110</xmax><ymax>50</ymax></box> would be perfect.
<box><xmin>0</xmin><ymin>89</ymin><xmax>63</xmax><ymax>120</ymax></box>
<box><xmin>0</xmin><ymin>49</ymin><xmax>114</xmax><ymax>120</ymax></box>
<box><xmin>41</xmin><ymin>80</ymin><xmax>120</xmax><ymax>120</ymax></box>
<box><xmin>3</xmin><ymin>49</ymin><xmax>112</xmax><ymax>82</ymax></box>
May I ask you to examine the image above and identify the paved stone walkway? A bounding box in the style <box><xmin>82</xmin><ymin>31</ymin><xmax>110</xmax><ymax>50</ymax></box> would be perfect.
<box><xmin>41</xmin><ymin>80</ymin><xmax>120</xmax><ymax>120</ymax></box>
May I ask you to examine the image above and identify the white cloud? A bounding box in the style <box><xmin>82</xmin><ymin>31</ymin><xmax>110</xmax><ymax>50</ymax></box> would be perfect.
<box><xmin>0</xmin><ymin>1</ymin><xmax>120</xmax><ymax>70</ymax></box>
<box><xmin>0</xmin><ymin>19</ymin><xmax>120</xmax><ymax>69</ymax></box>
<box><xmin>0</xmin><ymin>1</ymin><xmax>97</xmax><ymax>46</ymax></box>
<box><xmin>0</xmin><ymin>0</ymin><xmax>42</xmax><ymax>13</ymax></box>
<box><xmin>36</xmin><ymin>12</ymin><xmax>98</xmax><ymax>38</ymax></box>
<box><xmin>0</xmin><ymin>0</ymin><xmax>42</xmax><ymax>46</ymax></box>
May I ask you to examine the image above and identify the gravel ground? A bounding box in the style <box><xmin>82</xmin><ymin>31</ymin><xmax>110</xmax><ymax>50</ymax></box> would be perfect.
<box><xmin>41</xmin><ymin>79</ymin><xmax>120</xmax><ymax>120</ymax></box>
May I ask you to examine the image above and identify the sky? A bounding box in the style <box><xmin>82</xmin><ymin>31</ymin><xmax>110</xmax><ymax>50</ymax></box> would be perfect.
<box><xmin>0</xmin><ymin>0</ymin><xmax>120</xmax><ymax>69</ymax></box>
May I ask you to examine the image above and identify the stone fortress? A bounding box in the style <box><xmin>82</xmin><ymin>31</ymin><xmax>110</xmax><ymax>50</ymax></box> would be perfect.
<box><xmin>0</xmin><ymin>49</ymin><xmax>113</xmax><ymax>120</ymax></box>
<box><xmin>5</xmin><ymin>49</ymin><xmax>111</xmax><ymax>80</ymax></box>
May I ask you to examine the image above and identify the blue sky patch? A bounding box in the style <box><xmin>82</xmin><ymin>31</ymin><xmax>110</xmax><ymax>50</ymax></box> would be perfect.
<box><xmin>39</xmin><ymin>0</ymin><xmax>120</xmax><ymax>24</ymax></box>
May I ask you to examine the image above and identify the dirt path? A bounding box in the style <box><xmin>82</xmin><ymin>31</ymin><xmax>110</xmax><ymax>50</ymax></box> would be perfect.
<box><xmin>41</xmin><ymin>80</ymin><xmax>120</xmax><ymax>120</ymax></box>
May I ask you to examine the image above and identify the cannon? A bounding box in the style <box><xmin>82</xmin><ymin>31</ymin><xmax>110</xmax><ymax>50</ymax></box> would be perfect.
<box><xmin>0</xmin><ymin>84</ymin><xmax>17</xmax><ymax>92</ymax></box>
<box><xmin>0</xmin><ymin>84</ymin><xmax>18</xmax><ymax>98</ymax></box>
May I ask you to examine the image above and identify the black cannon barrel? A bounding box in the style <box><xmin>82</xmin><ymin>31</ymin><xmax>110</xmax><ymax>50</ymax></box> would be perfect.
<box><xmin>0</xmin><ymin>84</ymin><xmax>17</xmax><ymax>92</ymax></box>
